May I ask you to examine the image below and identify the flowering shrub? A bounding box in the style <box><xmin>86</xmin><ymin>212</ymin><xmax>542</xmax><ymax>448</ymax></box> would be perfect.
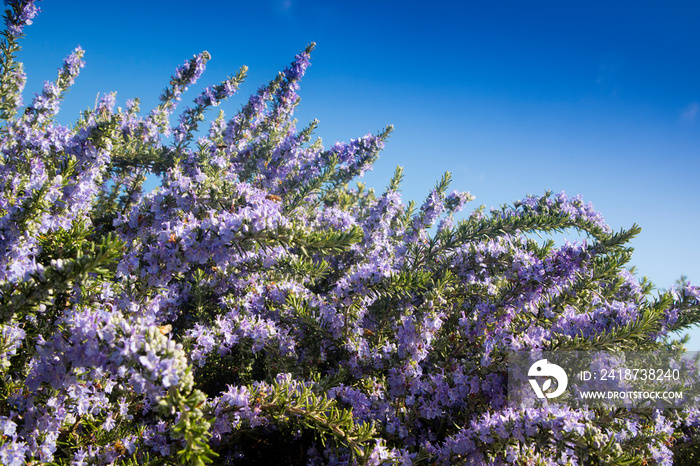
<box><xmin>1</xmin><ymin>1</ymin><xmax>700</xmax><ymax>465</ymax></box>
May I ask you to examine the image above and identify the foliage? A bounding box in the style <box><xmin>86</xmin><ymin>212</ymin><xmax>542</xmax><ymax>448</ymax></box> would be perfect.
<box><xmin>1</xmin><ymin>1</ymin><xmax>700</xmax><ymax>464</ymax></box>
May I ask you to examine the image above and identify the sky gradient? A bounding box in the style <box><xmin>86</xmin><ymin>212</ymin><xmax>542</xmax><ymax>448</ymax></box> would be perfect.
<box><xmin>14</xmin><ymin>1</ymin><xmax>700</xmax><ymax>345</ymax></box>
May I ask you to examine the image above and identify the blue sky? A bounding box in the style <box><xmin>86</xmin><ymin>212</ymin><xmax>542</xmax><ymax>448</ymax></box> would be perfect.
<box><xmin>14</xmin><ymin>1</ymin><xmax>700</xmax><ymax>346</ymax></box>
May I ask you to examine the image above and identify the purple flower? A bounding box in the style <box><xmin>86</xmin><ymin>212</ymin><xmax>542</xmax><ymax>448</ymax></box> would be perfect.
<box><xmin>0</xmin><ymin>439</ymin><xmax>28</xmax><ymax>466</ymax></box>
<box><xmin>3</xmin><ymin>0</ymin><xmax>40</xmax><ymax>38</ymax></box>
<box><xmin>1</xmin><ymin>11</ymin><xmax>695</xmax><ymax>464</ymax></box>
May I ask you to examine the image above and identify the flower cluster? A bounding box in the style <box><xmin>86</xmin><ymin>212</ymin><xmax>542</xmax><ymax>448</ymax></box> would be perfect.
<box><xmin>1</xmin><ymin>3</ymin><xmax>700</xmax><ymax>465</ymax></box>
<box><xmin>3</xmin><ymin>0</ymin><xmax>38</xmax><ymax>38</ymax></box>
